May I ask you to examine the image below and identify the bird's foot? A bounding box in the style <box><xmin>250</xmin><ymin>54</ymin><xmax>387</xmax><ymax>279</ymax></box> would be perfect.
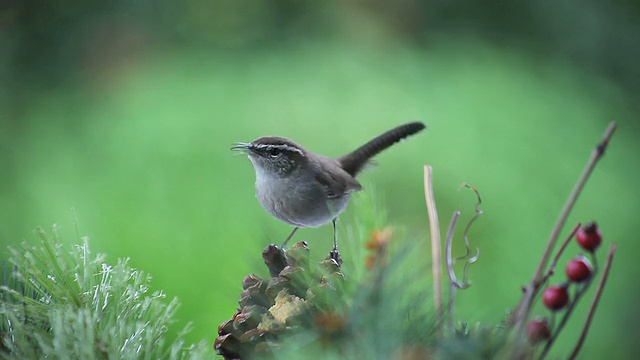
<box><xmin>328</xmin><ymin>247</ymin><xmax>343</xmax><ymax>268</ymax></box>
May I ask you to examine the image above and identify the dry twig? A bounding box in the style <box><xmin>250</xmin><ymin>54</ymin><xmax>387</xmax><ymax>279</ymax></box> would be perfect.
<box><xmin>512</xmin><ymin>122</ymin><xmax>617</xmax><ymax>331</ymax></box>
<box><xmin>423</xmin><ymin>165</ymin><xmax>443</xmax><ymax>331</ymax></box>
<box><xmin>568</xmin><ymin>243</ymin><xmax>617</xmax><ymax>360</ymax></box>
<box><xmin>541</xmin><ymin>223</ymin><xmax>582</xmax><ymax>284</ymax></box>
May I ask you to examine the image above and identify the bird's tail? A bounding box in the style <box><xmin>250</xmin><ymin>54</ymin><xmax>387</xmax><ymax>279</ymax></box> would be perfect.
<box><xmin>338</xmin><ymin>122</ymin><xmax>426</xmax><ymax>176</ymax></box>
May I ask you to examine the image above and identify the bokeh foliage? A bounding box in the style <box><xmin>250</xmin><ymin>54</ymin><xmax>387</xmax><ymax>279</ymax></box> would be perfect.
<box><xmin>1</xmin><ymin>1</ymin><xmax>639</xmax><ymax>359</ymax></box>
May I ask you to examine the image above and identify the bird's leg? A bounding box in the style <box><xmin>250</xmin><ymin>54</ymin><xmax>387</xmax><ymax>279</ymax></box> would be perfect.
<box><xmin>332</xmin><ymin>218</ymin><xmax>339</xmax><ymax>251</ymax></box>
<box><xmin>328</xmin><ymin>218</ymin><xmax>343</xmax><ymax>266</ymax></box>
<box><xmin>281</xmin><ymin>227</ymin><xmax>299</xmax><ymax>248</ymax></box>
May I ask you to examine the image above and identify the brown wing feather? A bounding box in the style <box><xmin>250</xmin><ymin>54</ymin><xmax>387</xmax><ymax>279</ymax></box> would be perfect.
<box><xmin>313</xmin><ymin>157</ymin><xmax>362</xmax><ymax>198</ymax></box>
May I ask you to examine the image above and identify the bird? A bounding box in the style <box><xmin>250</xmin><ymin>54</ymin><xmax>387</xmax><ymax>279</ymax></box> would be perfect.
<box><xmin>231</xmin><ymin>122</ymin><xmax>426</xmax><ymax>262</ymax></box>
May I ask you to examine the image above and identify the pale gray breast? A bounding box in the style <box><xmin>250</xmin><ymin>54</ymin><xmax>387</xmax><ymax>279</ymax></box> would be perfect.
<box><xmin>255</xmin><ymin>168</ymin><xmax>350</xmax><ymax>228</ymax></box>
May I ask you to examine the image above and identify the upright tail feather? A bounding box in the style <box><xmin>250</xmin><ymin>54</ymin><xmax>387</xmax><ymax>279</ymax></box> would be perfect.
<box><xmin>338</xmin><ymin>122</ymin><xmax>426</xmax><ymax>176</ymax></box>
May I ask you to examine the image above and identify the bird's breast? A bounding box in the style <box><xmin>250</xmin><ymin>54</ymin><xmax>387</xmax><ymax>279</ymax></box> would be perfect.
<box><xmin>255</xmin><ymin>173</ymin><xmax>350</xmax><ymax>228</ymax></box>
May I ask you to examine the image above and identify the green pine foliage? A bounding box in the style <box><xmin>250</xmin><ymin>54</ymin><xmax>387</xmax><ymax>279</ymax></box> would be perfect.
<box><xmin>0</xmin><ymin>225</ymin><xmax>212</xmax><ymax>359</ymax></box>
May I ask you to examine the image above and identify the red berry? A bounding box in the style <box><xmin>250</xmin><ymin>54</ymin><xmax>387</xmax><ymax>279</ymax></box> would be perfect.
<box><xmin>543</xmin><ymin>284</ymin><xmax>569</xmax><ymax>311</ymax></box>
<box><xmin>576</xmin><ymin>222</ymin><xmax>602</xmax><ymax>252</ymax></box>
<box><xmin>565</xmin><ymin>255</ymin><xmax>593</xmax><ymax>282</ymax></box>
<box><xmin>526</xmin><ymin>318</ymin><xmax>551</xmax><ymax>343</ymax></box>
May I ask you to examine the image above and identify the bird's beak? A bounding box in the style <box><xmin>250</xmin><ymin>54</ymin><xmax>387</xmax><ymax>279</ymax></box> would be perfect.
<box><xmin>230</xmin><ymin>142</ymin><xmax>251</xmax><ymax>153</ymax></box>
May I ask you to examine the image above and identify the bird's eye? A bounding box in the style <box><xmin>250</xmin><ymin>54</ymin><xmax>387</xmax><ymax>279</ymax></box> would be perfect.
<box><xmin>268</xmin><ymin>148</ymin><xmax>280</xmax><ymax>157</ymax></box>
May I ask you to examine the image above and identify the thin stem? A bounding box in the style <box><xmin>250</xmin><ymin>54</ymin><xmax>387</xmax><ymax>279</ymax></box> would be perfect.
<box><xmin>542</xmin><ymin>223</ymin><xmax>581</xmax><ymax>283</ymax></box>
<box><xmin>445</xmin><ymin>211</ymin><xmax>461</xmax><ymax>287</ymax></box>
<box><xmin>459</xmin><ymin>214</ymin><xmax>481</xmax><ymax>286</ymax></box>
<box><xmin>539</xmin><ymin>281</ymin><xmax>592</xmax><ymax>359</ymax></box>
<box><xmin>512</xmin><ymin>122</ymin><xmax>617</xmax><ymax>331</ymax></box>
<box><xmin>445</xmin><ymin>211</ymin><xmax>461</xmax><ymax>330</ymax></box>
<box><xmin>424</xmin><ymin>165</ymin><xmax>443</xmax><ymax>331</ymax></box>
<box><xmin>453</xmin><ymin>183</ymin><xmax>482</xmax><ymax>263</ymax></box>
<box><xmin>448</xmin><ymin>284</ymin><xmax>457</xmax><ymax>331</ymax></box>
<box><xmin>568</xmin><ymin>243</ymin><xmax>616</xmax><ymax>360</ymax></box>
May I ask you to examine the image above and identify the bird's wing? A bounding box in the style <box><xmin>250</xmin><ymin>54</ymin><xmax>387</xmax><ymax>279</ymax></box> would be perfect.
<box><xmin>313</xmin><ymin>158</ymin><xmax>362</xmax><ymax>198</ymax></box>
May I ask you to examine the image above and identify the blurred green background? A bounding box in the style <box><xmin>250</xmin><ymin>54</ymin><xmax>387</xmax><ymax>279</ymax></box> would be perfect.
<box><xmin>1</xmin><ymin>1</ymin><xmax>639</xmax><ymax>358</ymax></box>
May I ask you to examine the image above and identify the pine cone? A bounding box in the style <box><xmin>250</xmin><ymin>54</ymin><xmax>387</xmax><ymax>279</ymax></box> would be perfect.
<box><xmin>214</xmin><ymin>242</ymin><xmax>345</xmax><ymax>359</ymax></box>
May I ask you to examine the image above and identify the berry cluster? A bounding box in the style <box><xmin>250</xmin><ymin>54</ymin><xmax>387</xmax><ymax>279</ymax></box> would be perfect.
<box><xmin>526</xmin><ymin>222</ymin><xmax>603</xmax><ymax>344</ymax></box>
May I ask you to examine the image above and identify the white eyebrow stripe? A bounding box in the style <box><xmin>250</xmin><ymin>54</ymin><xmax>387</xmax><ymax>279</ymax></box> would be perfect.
<box><xmin>253</xmin><ymin>143</ymin><xmax>304</xmax><ymax>155</ymax></box>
